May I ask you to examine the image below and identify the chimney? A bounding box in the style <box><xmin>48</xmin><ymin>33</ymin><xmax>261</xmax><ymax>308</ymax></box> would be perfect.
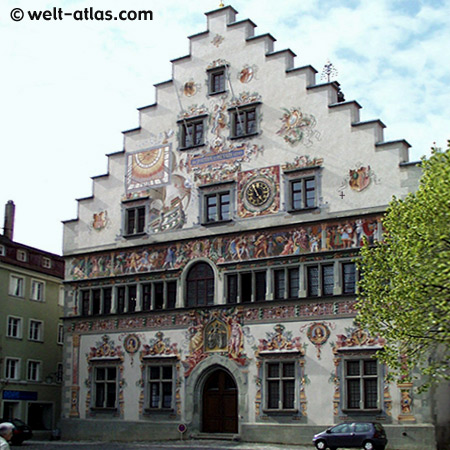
<box><xmin>3</xmin><ymin>200</ymin><xmax>15</xmax><ymax>240</ymax></box>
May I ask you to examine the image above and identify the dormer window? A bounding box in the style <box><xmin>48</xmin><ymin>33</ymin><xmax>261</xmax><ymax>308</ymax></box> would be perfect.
<box><xmin>17</xmin><ymin>249</ymin><xmax>27</xmax><ymax>262</ymax></box>
<box><xmin>208</xmin><ymin>66</ymin><xmax>227</xmax><ymax>95</ymax></box>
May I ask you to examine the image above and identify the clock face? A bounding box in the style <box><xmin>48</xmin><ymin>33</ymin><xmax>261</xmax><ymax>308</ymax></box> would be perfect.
<box><xmin>244</xmin><ymin>178</ymin><xmax>272</xmax><ymax>208</ymax></box>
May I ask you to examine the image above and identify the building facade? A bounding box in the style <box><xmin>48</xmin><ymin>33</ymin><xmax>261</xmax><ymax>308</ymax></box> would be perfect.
<box><xmin>0</xmin><ymin>201</ymin><xmax>65</xmax><ymax>435</ymax></box>
<box><xmin>61</xmin><ymin>6</ymin><xmax>447</xmax><ymax>449</ymax></box>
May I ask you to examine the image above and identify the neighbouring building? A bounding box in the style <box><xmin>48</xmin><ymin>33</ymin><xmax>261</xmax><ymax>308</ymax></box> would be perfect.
<box><xmin>0</xmin><ymin>200</ymin><xmax>65</xmax><ymax>435</ymax></box>
<box><xmin>60</xmin><ymin>6</ymin><xmax>448</xmax><ymax>449</ymax></box>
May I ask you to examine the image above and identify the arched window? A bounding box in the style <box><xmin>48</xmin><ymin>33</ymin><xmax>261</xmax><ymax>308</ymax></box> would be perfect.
<box><xmin>186</xmin><ymin>262</ymin><xmax>214</xmax><ymax>307</ymax></box>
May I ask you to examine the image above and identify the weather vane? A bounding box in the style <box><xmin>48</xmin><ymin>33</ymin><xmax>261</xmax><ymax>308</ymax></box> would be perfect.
<box><xmin>321</xmin><ymin>59</ymin><xmax>338</xmax><ymax>82</ymax></box>
<box><xmin>219</xmin><ymin>1</ymin><xmax>224</xmax><ymax>7</ymax></box>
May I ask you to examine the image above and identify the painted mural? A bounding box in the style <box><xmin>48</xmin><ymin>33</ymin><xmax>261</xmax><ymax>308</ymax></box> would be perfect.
<box><xmin>211</xmin><ymin>34</ymin><xmax>224</xmax><ymax>47</ymax></box>
<box><xmin>126</xmin><ymin>145</ymin><xmax>171</xmax><ymax>192</ymax></box>
<box><xmin>238</xmin><ymin>65</ymin><xmax>257</xmax><ymax>84</ymax></box>
<box><xmin>338</xmin><ymin>164</ymin><xmax>378</xmax><ymax>194</ymax></box>
<box><xmin>182</xmin><ymin>309</ymin><xmax>248</xmax><ymax>377</ymax></box>
<box><xmin>301</xmin><ymin>322</ymin><xmax>332</xmax><ymax>359</ymax></box>
<box><xmin>68</xmin><ymin>216</ymin><xmax>380</xmax><ymax>281</ymax></box>
<box><xmin>85</xmin><ymin>335</ymin><xmax>125</xmax><ymax>417</ymax></box>
<box><xmin>91</xmin><ymin>211</ymin><xmax>108</xmax><ymax>231</ymax></box>
<box><xmin>229</xmin><ymin>91</ymin><xmax>261</xmax><ymax>107</ymax></box>
<box><xmin>182</xmin><ymin>80</ymin><xmax>201</xmax><ymax>97</ymax></box>
<box><xmin>277</xmin><ymin>107</ymin><xmax>320</xmax><ymax>147</ymax></box>
<box><xmin>282</xmin><ymin>155</ymin><xmax>324</xmax><ymax>172</ymax></box>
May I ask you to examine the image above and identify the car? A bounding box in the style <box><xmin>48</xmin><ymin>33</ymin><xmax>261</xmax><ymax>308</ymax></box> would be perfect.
<box><xmin>0</xmin><ymin>418</ymin><xmax>33</xmax><ymax>446</ymax></box>
<box><xmin>312</xmin><ymin>422</ymin><xmax>387</xmax><ymax>450</ymax></box>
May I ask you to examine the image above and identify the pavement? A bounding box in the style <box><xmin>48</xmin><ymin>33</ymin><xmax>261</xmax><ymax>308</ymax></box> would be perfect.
<box><xmin>20</xmin><ymin>439</ymin><xmax>315</xmax><ymax>450</ymax></box>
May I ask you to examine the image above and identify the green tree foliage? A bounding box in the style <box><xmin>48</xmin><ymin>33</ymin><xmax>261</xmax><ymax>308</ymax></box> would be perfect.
<box><xmin>357</xmin><ymin>142</ymin><xmax>450</xmax><ymax>391</ymax></box>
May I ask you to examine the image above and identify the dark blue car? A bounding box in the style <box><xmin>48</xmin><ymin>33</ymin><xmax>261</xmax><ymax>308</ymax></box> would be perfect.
<box><xmin>313</xmin><ymin>422</ymin><xmax>387</xmax><ymax>450</ymax></box>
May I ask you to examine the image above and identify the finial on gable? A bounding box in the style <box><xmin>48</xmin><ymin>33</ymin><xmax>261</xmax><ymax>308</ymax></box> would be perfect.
<box><xmin>321</xmin><ymin>59</ymin><xmax>338</xmax><ymax>82</ymax></box>
<box><xmin>219</xmin><ymin>1</ymin><xmax>224</xmax><ymax>6</ymax></box>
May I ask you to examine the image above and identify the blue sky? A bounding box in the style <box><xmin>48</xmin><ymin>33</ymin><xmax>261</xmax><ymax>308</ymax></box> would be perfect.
<box><xmin>1</xmin><ymin>0</ymin><xmax>449</xmax><ymax>254</ymax></box>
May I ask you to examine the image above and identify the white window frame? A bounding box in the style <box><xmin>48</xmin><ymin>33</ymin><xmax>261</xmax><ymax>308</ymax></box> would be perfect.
<box><xmin>5</xmin><ymin>358</ymin><xmax>20</xmax><ymax>380</ymax></box>
<box><xmin>6</xmin><ymin>316</ymin><xmax>22</xmax><ymax>339</ymax></box>
<box><xmin>92</xmin><ymin>365</ymin><xmax>119</xmax><ymax>410</ymax></box>
<box><xmin>31</xmin><ymin>279</ymin><xmax>45</xmax><ymax>302</ymax></box>
<box><xmin>58</xmin><ymin>287</ymin><xmax>65</xmax><ymax>307</ymax></box>
<box><xmin>29</xmin><ymin>319</ymin><xmax>44</xmax><ymax>342</ymax></box>
<box><xmin>145</xmin><ymin>362</ymin><xmax>175</xmax><ymax>411</ymax></box>
<box><xmin>42</xmin><ymin>257</ymin><xmax>52</xmax><ymax>268</ymax></box>
<box><xmin>27</xmin><ymin>360</ymin><xmax>41</xmax><ymax>382</ymax></box>
<box><xmin>9</xmin><ymin>275</ymin><xmax>25</xmax><ymax>297</ymax></box>
<box><xmin>0</xmin><ymin>244</ymin><xmax>5</xmax><ymax>256</ymax></box>
<box><xmin>17</xmin><ymin>249</ymin><xmax>27</xmax><ymax>262</ymax></box>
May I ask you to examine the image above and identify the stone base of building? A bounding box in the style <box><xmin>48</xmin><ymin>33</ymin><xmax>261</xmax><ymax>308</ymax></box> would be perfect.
<box><xmin>61</xmin><ymin>419</ymin><xmax>438</xmax><ymax>449</ymax></box>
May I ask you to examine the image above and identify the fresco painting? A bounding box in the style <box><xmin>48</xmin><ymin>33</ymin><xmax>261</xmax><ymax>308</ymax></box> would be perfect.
<box><xmin>338</xmin><ymin>164</ymin><xmax>378</xmax><ymax>194</ymax></box>
<box><xmin>277</xmin><ymin>107</ymin><xmax>320</xmax><ymax>147</ymax></box>
<box><xmin>211</xmin><ymin>34</ymin><xmax>224</xmax><ymax>47</ymax></box>
<box><xmin>68</xmin><ymin>216</ymin><xmax>380</xmax><ymax>280</ymax></box>
<box><xmin>238</xmin><ymin>65</ymin><xmax>257</xmax><ymax>84</ymax></box>
<box><xmin>282</xmin><ymin>155</ymin><xmax>324</xmax><ymax>171</ymax></box>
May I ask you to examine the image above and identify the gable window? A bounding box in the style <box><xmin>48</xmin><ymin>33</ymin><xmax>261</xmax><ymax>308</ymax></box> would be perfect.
<box><xmin>186</xmin><ymin>262</ymin><xmax>214</xmax><ymax>307</ymax></box>
<box><xmin>17</xmin><ymin>249</ymin><xmax>27</xmax><ymax>262</ymax></box>
<box><xmin>179</xmin><ymin>117</ymin><xmax>205</xmax><ymax>149</ymax></box>
<box><xmin>342</xmin><ymin>262</ymin><xmax>357</xmax><ymax>294</ymax></box>
<box><xmin>230</xmin><ymin>105</ymin><xmax>259</xmax><ymax>139</ymax></box>
<box><xmin>344</xmin><ymin>359</ymin><xmax>380</xmax><ymax>411</ymax></box>
<box><xmin>9</xmin><ymin>275</ymin><xmax>24</xmax><ymax>297</ymax></box>
<box><xmin>265</xmin><ymin>361</ymin><xmax>296</xmax><ymax>411</ymax></box>
<box><xmin>93</xmin><ymin>366</ymin><xmax>117</xmax><ymax>409</ymax></box>
<box><xmin>7</xmin><ymin>316</ymin><xmax>22</xmax><ymax>339</ymax></box>
<box><xmin>208</xmin><ymin>67</ymin><xmax>226</xmax><ymax>95</ymax></box>
<box><xmin>290</xmin><ymin>177</ymin><xmax>316</xmax><ymax>211</ymax></box>
<box><xmin>0</xmin><ymin>245</ymin><xmax>5</xmax><ymax>256</ymax></box>
<box><xmin>27</xmin><ymin>360</ymin><xmax>41</xmax><ymax>382</ymax></box>
<box><xmin>29</xmin><ymin>320</ymin><xmax>43</xmax><ymax>342</ymax></box>
<box><xmin>125</xmin><ymin>205</ymin><xmax>146</xmax><ymax>236</ymax></box>
<box><xmin>146</xmin><ymin>365</ymin><xmax>174</xmax><ymax>410</ymax></box>
<box><xmin>31</xmin><ymin>280</ymin><xmax>45</xmax><ymax>301</ymax></box>
<box><xmin>42</xmin><ymin>257</ymin><xmax>52</xmax><ymax>269</ymax></box>
<box><xmin>5</xmin><ymin>358</ymin><xmax>20</xmax><ymax>380</ymax></box>
<box><xmin>205</xmin><ymin>192</ymin><xmax>230</xmax><ymax>223</ymax></box>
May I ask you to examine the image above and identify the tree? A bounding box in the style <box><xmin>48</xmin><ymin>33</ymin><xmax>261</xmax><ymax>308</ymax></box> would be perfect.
<box><xmin>357</xmin><ymin>142</ymin><xmax>450</xmax><ymax>391</ymax></box>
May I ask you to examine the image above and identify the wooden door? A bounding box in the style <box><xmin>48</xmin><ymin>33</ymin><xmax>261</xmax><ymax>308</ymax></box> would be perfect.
<box><xmin>202</xmin><ymin>369</ymin><xmax>238</xmax><ymax>433</ymax></box>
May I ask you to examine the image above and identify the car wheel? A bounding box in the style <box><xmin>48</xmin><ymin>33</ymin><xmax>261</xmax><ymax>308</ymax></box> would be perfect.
<box><xmin>315</xmin><ymin>439</ymin><xmax>328</xmax><ymax>450</ymax></box>
<box><xmin>363</xmin><ymin>441</ymin><xmax>375</xmax><ymax>450</ymax></box>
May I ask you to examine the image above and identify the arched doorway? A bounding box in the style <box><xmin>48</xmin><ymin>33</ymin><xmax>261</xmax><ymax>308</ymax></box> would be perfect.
<box><xmin>202</xmin><ymin>368</ymin><xmax>238</xmax><ymax>433</ymax></box>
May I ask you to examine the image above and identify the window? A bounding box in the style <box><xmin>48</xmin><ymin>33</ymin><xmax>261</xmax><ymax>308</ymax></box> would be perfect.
<box><xmin>186</xmin><ymin>262</ymin><xmax>214</xmax><ymax>307</ymax></box>
<box><xmin>230</xmin><ymin>106</ymin><xmax>258</xmax><ymax>138</ymax></box>
<box><xmin>31</xmin><ymin>280</ymin><xmax>45</xmax><ymax>301</ymax></box>
<box><xmin>17</xmin><ymin>250</ymin><xmax>27</xmax><ymax>262</ymax></box>
<box><xmin>57</xmin><ymin>324</ymin><xmax>64</xmax><ymax>345</ymax></box>
<box><xmin>27</xmin><ymin>360</ymin><xmax>41</xmax><ymax>382</ymax></box>
<box><xmin>205</xmin><ymin>192</ymin><xmax>231</xmax><ymax>223</ymax></box>
<box><xmin>146</xmin><ymin>365</ymin><xmax>174</xmax><ymax>410</ymax></box>
<box><xmin>307</xmin><ymin>264</ymin><xmax>334</xmax><ymax>297</ymax></box>
<box><xmin>226</xmin><ymin>270</ymin><xmax>266</xmax><ymax>304</ymax></box>
<box><xmin>274</xmin><ymin>269</ymin><xmax>286</xmax><ymax>300</ymax></box>
<box><xmin>80</xmin><ymin>287</ymin><xmax>112</xmax><ymax>316</ymax></box>
<box><xmin>179</xmin><ymin>118</ymin><xmax>205</xmax><ymax>149</ymax></box>
<box><xmin>116</xmin><ymin>285</ymin><xmax>137</xmax><ymax>314</ymax></box>
<box><xmin>29</xmin><ymin>320</ymin><xmax>43</xmax><ymax>342</ymax></box>
<box><xmin>125</xmin><ymin>206</ymin><xmax>146</xmax><ymax>236</ymax></box>
<box><xmin>342</xmin><ymin>262</ymin><xmax>357</xmax><ymax>294</ymax></box>
<box><xmin>289</xmin><ymin>177</ymin><xmax>316</xmax><ymax>211</ymax></box>
<box><xmin>58</xmin><ymin>287</ymin><xmax>65</xmax><ymax>307</ymax></box>
<box><xmin>345</xmin><ymin>359</ymin><xmax>379</xmax><ymax>410</ymax></box>
<box><xmin>93</xmin><ymin>367</ymin><xmax>117</xmax><ymax>409</ymax></box>
<box><xmin>42</xmin><ymin>257</ymin><xmax>52</xmax><ymax>269</ymax></box>
<box><xmin>208</xmin><ymin>67</ymin><xmax>226</xmax><ymax>95</ymax></box>
<box><xmin>5</xmin><ymin>358</ymin><xmax>20</xmax><ymax>380</ymax></box>
<box><xmin>9</xmin><ymin>275</ymin><xmax>24</xmax><ymax>297</ymax></box>
<box><xmin>0</xmin><ymin>245</ymin><xmax>5</xmax><ymax>256</ymax></box>
<box><xmin>265</xmin><ymin>361</ymin><xmax>296</xmax><ymax>411</ymax></box>
<box><xmin>56</xmin><ymin>363</ymin><xmax>63</xmax><ymax>383</ymax></box>
<box><xmin>7</xmin><ymin>316</ymin><xmax>22</xmax><ymax>339</ymax></box>
<box><xmin>272</xmin><ymin>267</ymin><xmax>300</xmax><ymax>300</ymax></box>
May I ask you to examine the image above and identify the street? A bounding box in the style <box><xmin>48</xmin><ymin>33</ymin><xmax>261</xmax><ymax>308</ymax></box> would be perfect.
<box><xmin>19</xmin><ymin>439</ymin><xmax>315</xmax><ymax>450</ymax></box>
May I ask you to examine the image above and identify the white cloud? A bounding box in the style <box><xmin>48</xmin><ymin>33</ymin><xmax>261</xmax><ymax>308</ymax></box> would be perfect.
<box><xmin>0</xmin><ymin>0</ymin><xmax>448</xmax><ymax>253</ymax></box>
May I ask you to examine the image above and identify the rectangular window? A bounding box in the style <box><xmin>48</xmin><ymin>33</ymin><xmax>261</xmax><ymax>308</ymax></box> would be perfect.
<box><xmin>94</xmin><ymin>367</ymin><xmax>117</xmax><ymax>409</ymax></box>
<box><xmin>288</xmin><ymin>268</ymin><xmax>300</xmax><ymax>298</ymax></box>
<box><xmin>227</xmin><ymin>274</ymin><xmax>238</xmax><ymax>304</ymax></box>
<box><xmin>141</xmin><ymin>280</ymin><xmax>177</xmax><ymax>311</ymax></box>
<box><xmin>128</xmin><ymin>285</ymin><xmax>137</xmax><ymax>312</ymax></box>
<box><xmin>226</xmin><ymin>271</ymin><xmax>267</xmax><ymax>304</ymax></box>
<box><xmin>208</xmin><ymin>67</ymin><xmax>226</xmax><ymax>95</ymax></box>
<box><xmin>31</xmin><ymin>280</ymin><xmax>45</xmax><ymax>301</ymax></box>
<box><xmin>57</xmin><ymin>324</ymin><xmax>64</xmax><ymax>345</ymax></box>
<box><xmin>154</xmin><ymin>282</ymin><xmax>164</xmax><ymax>310</ymax></box>
<box><xmin>231</xmin><ymin>107</ymin><xmax>257</xmax><ymax>138</ymax></box>
<box><xmin>5</xmin><ymin>358</ymin><xmax>20</xmax><ymax>380</ymax></box>
<box><xmin>345</xmin><ymin>359</ymin><xmax>379</xmax><ymax>410</ymax></box>
<box><xmin>265</xmin><ymin>361</ymin><xmax>296</xmax><ymax>410</ymax></box>
<box><xmin>10</xmin><ymin>275</ymin><xmax>24</xmax><ymax>297</ymax></box>
<box><xmin>147</xmin><ymin>365</ymin><xmax>173</xmax><ymax>410</ymax></box>
<box><xmin>125</xmin><ymin>206</ymin><xmax>146</xmax><ymax>236</ymax></box>
<box><xmin>290</xmin><ymin>177</ymin><xmax>316</xmax><ymax>210</ymax></box>
<box><xmin>274</xmin><ymin>269</ymin><xmax>286</xmax><ymax>300</ymax></box>
<box><xmin>58</xmin><ymin>287</ymin><xmax>65</xmax><ymax>307</ymax></box>
<box><xmin>17</xmin><ymin>250</ymin><xmax>27</xmax><ymax>262</ymax></box>
<box><xmin>42</xmin><ymin>257</ymin><xmax>52</xmax><ymax>269</ymax></box>
<box><xmin>7</xmin><ymin>316</ymin><xmax>22</xmax><ymax>339</ymax></box>
<box><xmin>255</xmin><ymin>271</ymin><xmax>267</xmax><ymax>302</ymax></box>
<box><xmin>167</xmin><ymin>281</ymin><xmax>177</xmax><ymax>309</ymax></box>
<box><xmin>117</xmin><ymin>286</ymin><xmax>126</xmax><ymax>314</ymax></box>
<box><xmin>142</xmin><ymin>283</ymin><xmax>152</xmax><ymax>311</ymax></box>
<box><xmin>322</xmin><ymin>265</ymin><xmax>334</xmax><ymax>296</ymax></box>
<box><xmin>205</xmin><ymin>192</ymin><xmax>230</xmax><ymax>223</ymax></box>
<box><xmin>0</xmin><ymin>245</ymin><xmax>5</xmax><ymax>256</ymax></box>
<box><xmin>56</xmin><ymin>363</ymin><xmax>63</xmax><ymax>383</ymax></box>
<box><xmin>29</xmin><ymin>320</ymin><xmax>43</xmax><ymax>342</ymax></box>
<box><xmin>343</xmin><ymin>262</ymin><xmax>357</xmax><ymax>294</ymax></box>
<box><xmin>27</xmin><ymin>360</ymin><xmax>41</xmax><ymax>382</ymax></box>
<box><xmin>307</xmin><ymin>264</ymin><xmax>335</xmax><ymax>297</ymax></box>
<box><xmin>81</xmin><ymin>290</ymin><xmax>90</xmax><ymax>316</ymax></box>
<box><xmin>103</xmin><ymin>287</ymin><xmax>112</xmax><ymax>314</ymax></box>
<box><xmin>92</xmin><ymin>289</ymin><xmax>101</xmax><ymax>315</ymax></box>
<box><xmin>180</xmin><ymin>119</ymin><xmax>204</xmax><ymax>149</ymax></box>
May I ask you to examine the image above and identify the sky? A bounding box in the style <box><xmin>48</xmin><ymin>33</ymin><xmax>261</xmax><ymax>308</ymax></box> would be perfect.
<box><xmin>1</xmin><ymin>0</ymin><xmax>449</xmax><ymax>255</ymax></box>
